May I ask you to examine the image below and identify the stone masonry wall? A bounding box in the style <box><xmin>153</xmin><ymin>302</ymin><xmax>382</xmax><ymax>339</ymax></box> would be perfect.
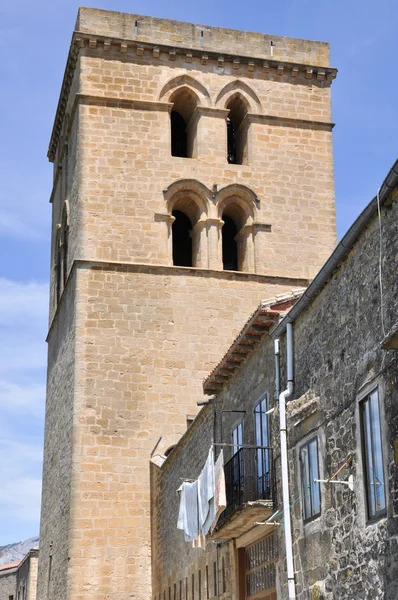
<box><xmin>75</xmin><ymin>49</ymin><xmax>335</xmax><ymax>276</ymax></box>
<box><xmin>37</xmin><ymin>275</ymin><xmax>77</xmax><ymax>600</ymax></box>
<box><xmin>76</xmin><ymin>8</ymin><xmax>330</xmax><ymax>66</ymax></box>
<box><xmin>276</xmin><ymin>191</ymin><xmax>398</xmax><ymax>599</ymax></box>
<box><xmin>17</xmin><ymin>551</ymin><xmax>39</xmax><ymax>600</ymax></box>
<box><xmin>65</xmin><ymin>263</ymin><xmax>301</xmax><ymax>600</ymax></box>
<box><xmin>0</xmin><ymin>568</ymin><xmax>17</xmax><ymax>600</ymax></box>
<box><xmin>40</xmin><ymin>8</ymin><xmax>338</xmax><ymax>600</ymax></box>
<box><xmin>152</xmin><ymin>330</ymin><xmax>279</xmax><ymax>599</ymax></box>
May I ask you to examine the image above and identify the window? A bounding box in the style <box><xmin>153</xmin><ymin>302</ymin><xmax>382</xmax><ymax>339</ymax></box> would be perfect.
<box><xmin>221</xmin><ymin>203</ymin><xmax>247</xmax><ymax>272</ymax></box>
<box><xmin>222</xmin><ymin>215</ymin><xmax>238</xmax><ymax>271</ymax></box>
<box><xmin>231</xmin><ymin>422</ymin><xmax>244</xmax><ymax>509</ymax></box>
<box><xmin>171</xmin><ymin>112</ymin><xmax>188</xmax><ymax>157</ymax></box>
<box><xmin>300</xmin><ymin>437</ymin><xmax>321</xmax><ymax>521</ymax></box>
<box><xmin>244</xmin><ymin>534</ymin><xmax>277</xmax><ymax>599</ymax></box>
<box><xmin>226</xmin><ymin>95</ymin><xmax>248</xmax><ymax>165</ymax></box>
<box><xmin>254</xmin><ymin>395</ymin><xmax>270</xmax><ymax>498</ymax></box>
<box><xmin>170</xmin><ymin>88</ymin><xmax>198</xmax><ymax>158</ymax></box>
<box><xmin>172</xmin><ymin>210</ymin><xmax>192</xmax><ymax>267</ymax></box>
<box><xmin>360</xmin><ymin>388</ymin><xmax>386</xmax><ymax>520</ymax></box>
<box><xmin>232</xmin><ymin>422</ymin><xmax>243</xmax><ymax>454</ymax></box>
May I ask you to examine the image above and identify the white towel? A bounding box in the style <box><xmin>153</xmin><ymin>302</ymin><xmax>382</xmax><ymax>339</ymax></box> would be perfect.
<box><xmin>210</xmin><ymin>449</ymin><xmax>227</xmax><ymax>533</ymax></box>
<box><xmin>198</xmin><ymin>447</ymin><xmax>215</xmax><ymax>536</ymax></box>
<box><xmin>177</xmin><ymin>480</ymin><xmax>200</xmax><ymax>542</ymax></box>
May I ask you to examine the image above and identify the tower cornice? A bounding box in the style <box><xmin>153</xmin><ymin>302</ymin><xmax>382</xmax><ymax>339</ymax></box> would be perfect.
<box><xmin>47</xmin><ymin>29</ymin><xmax>337</xmax><ymax>162</ymax></box>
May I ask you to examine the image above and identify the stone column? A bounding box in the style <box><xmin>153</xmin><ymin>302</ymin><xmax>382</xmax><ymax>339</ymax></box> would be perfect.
<box><xmin>206</xmin><ymin>218</ymin><xmax>224</xmax><ymax>270</ymax></box>
<box><xmin>235</xmin><ymin>224</ymin><xmax>255</xmax><ymax>273</ymax></box>
<box><xmin>154</xmin><ymin>213</ymin><xmax>175</xmax><ymax>266</ymax></box>
<box><xmin>190</xmin><ymin>219</ymin><xmax>208</xmax><ymax>268</ymax></box>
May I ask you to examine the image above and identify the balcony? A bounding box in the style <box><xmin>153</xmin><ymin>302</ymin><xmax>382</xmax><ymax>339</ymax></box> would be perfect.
<box><xmin>211</xmin><ymin>447</ymin><xmax>275</xmax><ymax>541</ymax></box>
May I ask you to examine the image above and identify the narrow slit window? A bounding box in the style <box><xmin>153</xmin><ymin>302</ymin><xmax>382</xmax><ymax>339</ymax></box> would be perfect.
<box><xmin>360</xmin><ymin>388</ymin><xmax>386</xmax><ymax>520</ymax></box>
<box><xmin>170</xmin><ymin>88</ymin><xmax>197</xmax><ymax>158</ymax></box>
<box><xmin>222</xmin><ymin>215</ymin><xmax>238</xmax><ymax>271</ymax></box>
<box><xmin>171</xmin><ymin>112</ymin><xmax>188</xmax><ymax>157</ymax></box>
<box><xmin>172</xmin><ymin>210</ymin><xmax>192</xmax><ymax>267</ymax></box>
<box><xmin>254</xmin><ymin>395</ymin><xmax>271</xmax><ymax>498</ymax></box>
<box><xmin>226</xmin><ymin>95</ymin><xmax>248</xmax><ymax>165</ymax></box>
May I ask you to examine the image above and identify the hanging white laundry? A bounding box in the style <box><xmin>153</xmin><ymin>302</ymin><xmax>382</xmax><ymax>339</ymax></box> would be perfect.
<box><xmin>177</xmin><ymin>480</ymin><xmax>200</xmax><ymax>542</ymax></box>
<box><xmin>210</xmin><ymin>449</ymin><xmax>227</xmax><ymax>533</ymax></box>
<box><xmin>198</xmin><ymin>446</ymin><xmax>215</xmax><ymax>536</ymax></box>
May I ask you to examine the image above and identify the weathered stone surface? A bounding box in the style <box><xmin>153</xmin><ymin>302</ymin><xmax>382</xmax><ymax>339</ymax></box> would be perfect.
<box><xmin>38</xmin><ymin>8</ymin><xmax>337</xmax><ymax>600</ymax></box>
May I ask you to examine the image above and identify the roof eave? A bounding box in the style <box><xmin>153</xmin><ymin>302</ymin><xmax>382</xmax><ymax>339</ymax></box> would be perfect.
<box><xmin>271</xmin><ymin>158</ymin><xmax>398</xmax><ymax>339</ymax></box>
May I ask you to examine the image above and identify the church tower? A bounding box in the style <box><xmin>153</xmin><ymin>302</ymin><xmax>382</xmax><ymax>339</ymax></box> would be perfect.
<box><xmin>38</xmin><ymin>8</ymin><xmax>337</xmax><ymax>600</ymax></box>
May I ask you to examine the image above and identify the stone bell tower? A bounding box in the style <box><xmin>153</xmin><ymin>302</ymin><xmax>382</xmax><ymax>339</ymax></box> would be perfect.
<box><xmin>37</xmin><ymin>7</ymin><xmax>337</xmax><ymax>600</ymax></box>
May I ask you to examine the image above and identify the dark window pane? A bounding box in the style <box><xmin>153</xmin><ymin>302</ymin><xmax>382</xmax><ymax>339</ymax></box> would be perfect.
<box><xmin>172</xmin><ymin>210</ymin><xmax>192</xmax><ymax>267</ymax></box>
<box><xmin>171</xmin><ymin>112</ymin><xmax>188</xmax><ymax>157</ymax></box>
<box><xmin>222</xmin><ymin>215</ymin><xmax>238</xmax><ymax>271</ymax></box>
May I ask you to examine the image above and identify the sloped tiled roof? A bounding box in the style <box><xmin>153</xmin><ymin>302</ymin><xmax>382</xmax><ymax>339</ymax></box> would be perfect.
<box><xmin>0</xmin><ymin>561</ymin><xmax>20</xmax><ymax>572</ymax></box>
<box><xmin>203</xmin><ymin>289</ymin><xmax>305</xmax><ymax>394</ymax></box>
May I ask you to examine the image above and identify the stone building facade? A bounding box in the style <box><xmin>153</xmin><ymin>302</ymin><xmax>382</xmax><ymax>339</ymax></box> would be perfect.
<box><xmin>0</xmin><ymin>562</ymin><xmax>18</xmax><ymax>600</ymax></box>
<box><xmin>38</xmin><ymin>7</ymin><xmax>338</xmax><ymax>600</ymax></box>
<box><xmin>0</xmin><ymin>549</ymin><xmax>39</xmax><ymax>600</ymax></box>
<box><xmin>151</xmin><ymin>160</ymin><xmax>398</xmax><ymax>599</ymax></box>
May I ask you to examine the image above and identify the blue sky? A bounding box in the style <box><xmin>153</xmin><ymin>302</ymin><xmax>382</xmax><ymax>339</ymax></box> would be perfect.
<box><xmin>0</xmin><ymin>0</ymin><xmax>396</xmax><ymax>545</ymax></box>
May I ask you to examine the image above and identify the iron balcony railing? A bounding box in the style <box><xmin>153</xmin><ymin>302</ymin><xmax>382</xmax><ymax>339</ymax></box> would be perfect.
<box><xmin>219</xmin><ymin>446</ymin><xmax>274</xmax><ymax>525</ymax></box>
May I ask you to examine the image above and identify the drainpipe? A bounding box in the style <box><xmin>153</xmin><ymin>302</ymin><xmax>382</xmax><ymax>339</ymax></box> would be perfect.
<box><xmin>274</xmin><ymin>339</ymin><xmax>280</xmax><ymax>405</ymax></box>
<box><xmin>279</xmin><ymin>322</ymin><xmax>296</xmax><ymax>599</ymax></box>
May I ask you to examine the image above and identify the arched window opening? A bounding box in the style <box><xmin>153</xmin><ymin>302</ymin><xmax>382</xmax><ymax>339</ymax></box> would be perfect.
<box><xmin>222</xmin><ymin>215</ymin><xmax>238</xmax><ymax>271</ymax></box>
<box><xmin>221</xmin><ymin>202</ymin><xmax>248</xmax><ymax>272</ymax></box>
<box><xmin>171</xmin><ymin>112</ymin><xmax>187</xmax><ymax>157</ymax></box>
<box><xmin>170</xmin><ymin>88</ymin><xmax>198</xmax><ymax>158</ymax></box>
<box><xmin>172</xmin><ymin>210</ymin><xmax>192</xmax><ymax>267</ymax></box>
<box><xmin>226</xmin><ymin>95</ymin><xmax>248</xmax><ymax>165</ymax></box>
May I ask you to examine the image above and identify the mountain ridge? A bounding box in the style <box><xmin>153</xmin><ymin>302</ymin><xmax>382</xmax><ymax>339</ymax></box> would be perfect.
<box><xmin>0</xmin><ymin>537</ymin><xmax>39</xmax><ymax>566</ymax></box>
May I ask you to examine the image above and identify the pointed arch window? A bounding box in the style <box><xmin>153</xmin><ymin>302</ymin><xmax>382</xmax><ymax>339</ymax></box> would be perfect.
<box><xmin>226</xmin><ymin>95</ymin><xmax>249</xmax><ymax>165</ymax></box>
<box><xmin>221</xmin><ymin>203</ymin><xmax>248</xmax><ymax>271</ymax></box>
<box><xmin>222</xmin><ymin>216</ymin><xmax>238</xmax><ymax>271</ymax></box>
<box><xmin>172</xmin><ymin>210</ymin><xmax>192</xmax><ymax>266</ymax></box>
<box><xmin>170</xmin><ymin>88</ymin><xmax>198</xmax><ymax>158</ymax></box>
